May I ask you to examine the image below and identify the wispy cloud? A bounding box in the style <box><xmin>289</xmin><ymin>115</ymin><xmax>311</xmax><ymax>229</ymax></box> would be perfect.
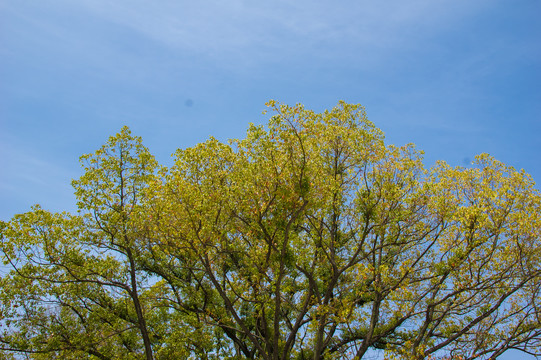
<box><xmin>12</xmin><ymin>0</ymin><xmax>492</xmax><ymax>71</ymax></box>
<box><xmin>0</xmin><ymin>135</ymin><xmax>78</xmax><ymax>218</ymax></box>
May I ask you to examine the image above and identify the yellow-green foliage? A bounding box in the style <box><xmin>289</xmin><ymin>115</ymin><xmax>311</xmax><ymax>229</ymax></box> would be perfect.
<box><xmin>1</xmin><ymin>103</ymin><xmax>540</xmax><ymax>360</ymax></box>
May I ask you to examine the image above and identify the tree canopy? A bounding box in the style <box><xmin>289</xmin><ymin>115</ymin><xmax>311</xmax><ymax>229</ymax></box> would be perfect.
<box><xmin>1</xmin><ymin>101</ymin><xmax>540</xmax><ymax>360</ymax></box>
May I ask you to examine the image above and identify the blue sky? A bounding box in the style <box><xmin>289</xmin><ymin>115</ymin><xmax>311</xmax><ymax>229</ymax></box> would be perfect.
<box><xmin>2</xmin><ymin>0</ymin><xmax>540</xmax><ymax>220</ymax></box>
<box><xmin>0</xmin><ymin>1</ymin><xmax>540</xmax><ymax>358</ymax></box>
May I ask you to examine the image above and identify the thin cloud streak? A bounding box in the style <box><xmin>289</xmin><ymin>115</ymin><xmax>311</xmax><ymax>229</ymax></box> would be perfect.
<box><xmin>32</xmin><ymin>0</ymin><xmax>492</xmax><ymax>70</ymax></box>
<box><xmin>0</xmin><ymin>137</ymin><xmax>78</xmax><ymax>218</ymax></box>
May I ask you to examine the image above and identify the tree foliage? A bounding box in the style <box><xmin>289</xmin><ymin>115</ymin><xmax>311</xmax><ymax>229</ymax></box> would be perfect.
<box><xmin>1</xmin><ymin>101</ymin><xmax>540</xmax><ymax>359</ymax></box>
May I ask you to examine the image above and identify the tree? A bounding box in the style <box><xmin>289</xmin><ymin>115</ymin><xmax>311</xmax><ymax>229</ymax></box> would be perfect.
<box><xmin>0</xmin><ymin>129</ymin><xmax>217</xmax><ymax>359</ymax></box>
<box><xmin>1</xmin><ymin>101</ymin><xmax>540</xmax><ymax>360</ymax></box>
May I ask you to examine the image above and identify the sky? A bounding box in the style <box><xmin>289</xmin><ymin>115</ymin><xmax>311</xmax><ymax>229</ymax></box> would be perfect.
<box><xmin>0</xmin><ymin>1</ymin><xmax>540</xmax><ymax>358</ymax></box>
